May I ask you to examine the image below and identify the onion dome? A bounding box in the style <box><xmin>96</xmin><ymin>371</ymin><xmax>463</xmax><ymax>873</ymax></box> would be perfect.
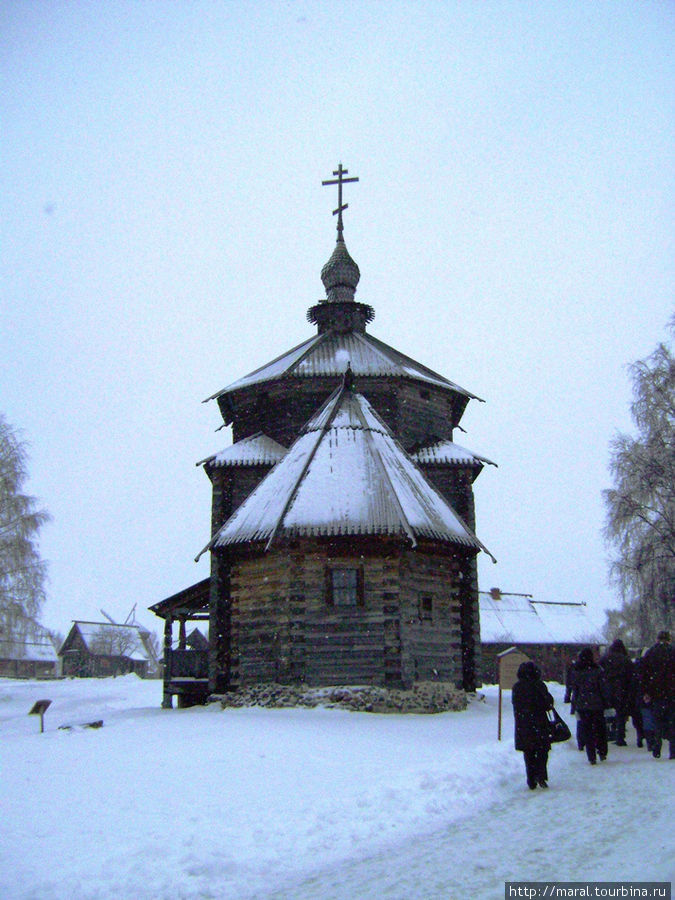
<box><xmin>308</xmin><ymin>237</ymin><xmax>374</xmax><ymax>333</ymax></box>
<box><xmin>320</xmin><ymin>238</ymin><xmax>360</xmax><ymax>302</ymax></box>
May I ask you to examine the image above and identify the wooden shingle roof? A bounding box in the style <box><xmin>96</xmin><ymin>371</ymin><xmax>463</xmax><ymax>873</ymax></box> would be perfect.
<box><xmin>201</xmin><ymin>381</ymin><xmax>493</xmax><ymax>558</ymax></box>
<box><xmin>413</xmin><ymin>440</ymin><xmax>497</xmax><ymax>468</ymax></box>
<box><xmin>205</xmin><ymin>330</ymin><xmax>481</xmax><ymax>403</ymax></box>
<box><xmin>0</xmin><ymin>639</ymin><xmax>58</xmax><ymax>663</ymax></box>
<box><xmin>197</xmin><ymin>433</ymin><xmax>287</xmax><ymax>469</ymax></box>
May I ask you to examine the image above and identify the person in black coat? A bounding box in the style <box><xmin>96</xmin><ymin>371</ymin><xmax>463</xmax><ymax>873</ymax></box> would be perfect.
<box><xmin>564</xmin><ymin>653</ymin><xmax>586</xmax><ymax>751</ymax></box>
<box><xmin>629</xmin><ymin>654</ymin><xmax>647</xmax><ymax>748</ymax></box>
<box><xmin>641</xmin><ymin>630</ymin><xmax>675</xmax><ymax>760</ymax></box>
<box><xmin>569</xmin><ymin>647</ymin><xmax>611</xmax><ymax>765</ymax></box>
<box><xmin>512</xmin><ymin>660</ymin><xmax>554</xmax><ymax>789</ymax></box>
<box><xmin>600</xmin><ymin>639</ymin><xmax>634</xmax><ymax>745</ymax></box>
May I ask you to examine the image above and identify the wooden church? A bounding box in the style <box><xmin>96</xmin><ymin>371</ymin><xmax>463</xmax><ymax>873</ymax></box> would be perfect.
<box><xmin>151</xmin><ymin>165</ymin><xmax>495</xmax><ymax>708</ymax></box>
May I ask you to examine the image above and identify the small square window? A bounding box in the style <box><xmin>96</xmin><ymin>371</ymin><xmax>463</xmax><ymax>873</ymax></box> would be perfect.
<box><xmin>419</xmin><ymin>595</ymin><xmax>433</xmax><ymax>622</ymax></box>
<box><xmin>328</xmin><ymin>568</ymin><xmax>361</xmax><ymax>606</ymax></box>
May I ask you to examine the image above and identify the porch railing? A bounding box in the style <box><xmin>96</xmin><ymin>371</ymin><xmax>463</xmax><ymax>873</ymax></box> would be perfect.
<box><xmin>167</xmin><ymin>649</ymin><xmax>209</xmax><ymax>680</ymax></box>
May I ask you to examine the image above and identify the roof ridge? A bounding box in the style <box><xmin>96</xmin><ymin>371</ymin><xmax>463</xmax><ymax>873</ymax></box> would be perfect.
<box><xmin>350</xmin><ymin>393</ymin><xmax>417</xmax><ymax>547</ymax></box>
<box><xmin>283</xmin><ymin>329</ymin><xmax>332</xmax><ymax>375</ymax></box>
<box><xmin>364</xmin><ymin>333</ymin><xmax>482</xmax><ymax>401</ymax></box>
<box><xmin>203</xmin><ymin>333</ymin><xmax>323</xmax><ymax>402</ymax></box>
<box><xmin>359</xmin><ymin>397</ymin><xmax>495</xmax><ymax>558</ymax></box>
<box><xmin>265</xmin><ymin>381</ymin><xmax>345</xmax><ymax>550</ymax></box>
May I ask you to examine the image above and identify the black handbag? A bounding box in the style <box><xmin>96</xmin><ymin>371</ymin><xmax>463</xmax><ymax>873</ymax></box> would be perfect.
<box><xmin>547</xmin><ymin>708</ymin><xmax>572</xmax><ymax>743</ymax></box>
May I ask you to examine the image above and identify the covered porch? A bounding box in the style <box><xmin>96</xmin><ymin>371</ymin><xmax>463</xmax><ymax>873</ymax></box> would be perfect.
<box><xmin>149</xmin><ymin>579</ymin><xmax>210</xmax><ymax>708</ymax></box>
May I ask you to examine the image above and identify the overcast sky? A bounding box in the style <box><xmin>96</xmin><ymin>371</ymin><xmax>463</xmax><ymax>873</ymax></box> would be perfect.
<box><xmin>2</xmin><ymin>1</ymin><xmax>673</xmax><ymax>638</ymax></box>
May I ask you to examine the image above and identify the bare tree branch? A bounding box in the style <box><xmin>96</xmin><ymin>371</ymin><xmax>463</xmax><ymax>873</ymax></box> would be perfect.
<box><xmin>0</xmin><ymin>415</ymin><xmax>50</xmax><ymax>643</ymax></box>
<box><xmin>603</xmin><ymin>316</ymin><xmax>675</xmax><ymax>645</ymax></box>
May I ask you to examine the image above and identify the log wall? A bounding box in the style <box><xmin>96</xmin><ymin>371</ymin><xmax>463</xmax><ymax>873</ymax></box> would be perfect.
<box><xmin>208</xmin><ymin>465</ymin><xmax>273</xmax><ymax>535</ymax></box>
<box><xmin>296</xmin><ymin>548</ymin><xmax>400</xmax><ymax>687</ymax></box>
<box><xmin>227</xmin><ymin>378</ymin><xmax>466</xmax><ymax>453</ymax></box>
<box><xmin>226</xmin><ymin>541</ymin><xmax>470</xmax><ymax>690</ymax></box>
<box><xmin>0</xmin><ymin>658</ymin><xmax>57</xmax><ymax>678</ymax></box>
<box><xmin>419</xmin><ymin>465</ymin><xmax>482</xmax><ymax>689</ymax></box>
<box><xmin>228</xmin><ymin>542</ymin><xmax>404</xmax><ymax>687</ymax></box>
<box><xmin>398</xmin><ymin>550</ymin><xmax>464</xmax><ymax>687</ymax></box>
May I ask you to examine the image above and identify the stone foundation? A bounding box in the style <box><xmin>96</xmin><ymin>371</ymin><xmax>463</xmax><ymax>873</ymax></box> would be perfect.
<box><xmin>212</xmin><ymin>680</ymin><xmax>468</xmax><ymax>713</ymax></box>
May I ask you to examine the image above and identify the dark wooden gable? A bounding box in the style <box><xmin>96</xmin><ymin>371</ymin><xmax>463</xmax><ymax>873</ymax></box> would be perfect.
<box><xmin>59</xmin><ymin>623</ymin><xmax>87</xmax><ymax>656</ymax></box>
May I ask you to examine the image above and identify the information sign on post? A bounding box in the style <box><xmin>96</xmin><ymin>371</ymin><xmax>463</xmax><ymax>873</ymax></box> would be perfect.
<box><xmin>28</xmin><ymin>699</ymin><xmax>52</xmax><ymax>733</ymax></box>
<box><xmin>497</xmin><ymin>647</ymin><xmax>530</xmax><ymax>741</ymax></box>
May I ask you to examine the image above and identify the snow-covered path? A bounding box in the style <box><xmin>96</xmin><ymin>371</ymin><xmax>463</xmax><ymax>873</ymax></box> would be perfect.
<box><xmin>1</xmin><ymin>676</ymin><xmax>672</xmax><ymax>899</ymax></box>
<box><xmin>268</xmin><ymin>746</ymin><xmax>673</xmax><ymax>899</ymax></box>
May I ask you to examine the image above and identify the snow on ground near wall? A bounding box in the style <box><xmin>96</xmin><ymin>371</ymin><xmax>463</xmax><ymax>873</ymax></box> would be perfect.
<box><xmin>0</xmin><ymin>676</ymin><xmax>672</xmax><ymax>899</ymax></box>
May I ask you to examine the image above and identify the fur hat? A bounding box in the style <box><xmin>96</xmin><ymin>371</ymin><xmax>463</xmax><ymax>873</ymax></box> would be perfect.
<box><xmin>517</xmin><ymin>660</ymin><xmax>541</xmax><ymax>681</ymax></box>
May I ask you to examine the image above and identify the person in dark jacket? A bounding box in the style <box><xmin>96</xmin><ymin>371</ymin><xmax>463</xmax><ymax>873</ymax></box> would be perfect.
<box><xmin>600</xmin><ymin>639</ymin><xmax>634</xmax><ymax>745</ymax></box>
<box><xmin>569</xmin><ymin>647</ymin><xmax>611</xmax><ymax>765</ymax></box>
<box><xmin>641</xmin><ymin>630</ymin><xmax>675</xmax><ymax>760</ymax></box>
<box><xmin>564</xmin><ymin>653</ymin><xmax>586</xmax><ymax>751</ymax></box>
<box><xmin>512</xmin><ymin>660</ymin><xmax>554</xmax><ymax>789</ymax></box>
<box><xmin>630</xmin><ymin>654</ymin><xmax>647</xmax><ymax>748</ymax></box>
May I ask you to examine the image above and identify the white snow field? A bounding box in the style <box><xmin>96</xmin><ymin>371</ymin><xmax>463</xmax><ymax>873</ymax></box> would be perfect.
<box><xmin>1</xmin><ymin>675</ymin><xmax>672</xmax><ymax>899</ymax></box>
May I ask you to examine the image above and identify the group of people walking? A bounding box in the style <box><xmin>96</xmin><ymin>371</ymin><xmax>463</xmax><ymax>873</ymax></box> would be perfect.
<box><xmin>511</xmin><ymin>630</ymin><xmax>674</xmax><ymax>790</ymax></box>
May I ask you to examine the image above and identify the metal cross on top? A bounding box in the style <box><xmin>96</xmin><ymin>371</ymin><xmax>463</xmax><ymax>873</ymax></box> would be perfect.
<box><xmin>322</xmin><ymin>163</ymin><xmax>359</xmax><ymax>241</ymax></box>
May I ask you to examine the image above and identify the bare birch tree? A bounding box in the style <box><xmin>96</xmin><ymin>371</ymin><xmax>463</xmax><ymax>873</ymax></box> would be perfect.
<box><xmin>89</xmin><ymin>626</ymin><xmax>138</xmax><ymax>658</ymax></box>
<box><xmin>603</xmin><ymin>317</ymin><xmax>675</xmax><ymax>644</ymax></box>
<box><xmin>0</xmin><ymin>415</ymin><xmax>50</xmax><ymax>646</ymax></box>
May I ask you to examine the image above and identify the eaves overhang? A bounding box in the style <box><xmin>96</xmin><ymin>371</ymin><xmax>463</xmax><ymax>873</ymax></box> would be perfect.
<box><xmin>204</xmin><ymin>330</ymin><xmax>482</xmax><ymax>407</ymax></box>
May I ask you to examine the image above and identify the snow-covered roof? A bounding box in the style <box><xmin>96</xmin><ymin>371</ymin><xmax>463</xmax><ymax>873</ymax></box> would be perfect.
<box><xmin>67</xmin><ymin>622</ymin><xmax>151</xmax><ymax>661</ymax></box>
<box><xmin>206</xmin><ymin>330</ymin><xmax>480</xmax><ymax>401</ymax></box>
<box><xmin>413</xmin><ymin>440</ymin><xmax>497</xmax><ymax>468</ymax></box>
<box><xmin>0</xmin><ymin>640</ymin><xmax>58</xmax><ymax>662</ymax></box>
<box><xmin>199</xmin><ymin>433</ymin><xmax>287</xmax><ymax>468</ymax></box>
<box><xmin>207</xmin><ymin>384</ymin><xmax>492</xmax><ymax>556</ymax></box>
<box><xmin>479</xmin><ymin>593</ymin><xmax>602</xmax><ymax>644</ymax></box>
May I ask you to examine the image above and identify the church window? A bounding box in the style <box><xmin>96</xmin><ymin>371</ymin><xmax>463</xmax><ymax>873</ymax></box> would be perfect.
<box><xmin>327</xmin><ymin>567</ymin><xmax>363</xmax><ymax>606</ymax></box>
<box><xmin>419</xmin><ymin>595</ymin><xmax>433</xmax><ymax>623</ymax></box>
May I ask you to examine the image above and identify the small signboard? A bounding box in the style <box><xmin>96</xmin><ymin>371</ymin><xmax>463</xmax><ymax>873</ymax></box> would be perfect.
<box><xmin>498</xmin><ymin>647</ymin><xmax>530</xmax><ymax>690</ymax></box>
<box><xmin>496</xmin><ymin>647</ymin><xmax>530</xmax><ymax>740</ymax></box>
<box><xmin>28</xmin><ymin>699</ymin><xmax>52</xmax><ymax>733</ymax></box>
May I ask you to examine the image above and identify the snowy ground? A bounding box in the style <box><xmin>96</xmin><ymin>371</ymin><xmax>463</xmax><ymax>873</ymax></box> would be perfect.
<box><xmin>1</xmin><ymin>676</ymin><xmax>672</xmax><ymax>899</ymax></box>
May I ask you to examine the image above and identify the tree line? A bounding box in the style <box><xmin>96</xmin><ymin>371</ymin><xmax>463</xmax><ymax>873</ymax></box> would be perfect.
<box><xmin>603</xmin><ymin>315</ymin><xmax>674</xmax><ymax>645</ymax></box>
<box><xmin>0</xmin><ymin>415</ymin><xmax>51</xmax><ymax>653</ymax></box>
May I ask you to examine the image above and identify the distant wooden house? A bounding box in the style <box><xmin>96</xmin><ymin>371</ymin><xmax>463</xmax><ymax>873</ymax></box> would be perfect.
<box><xmin>479</xmin><ymin>588</ymin><xmax>602</xmax><ymax>683</ymax></box>
<box><xmin>152</xmin><ymin>166</ymin><xmax>497</xmax><ymax>707</ymax></box>
<box><xmin>59</xmin><ymin>621</ymin><xmax>156</xmax><ymax>678</ymax></box>
<box><xmin>0</xmin><ymin>614</ymin><xmax>59</xmax><ymax>679</ymax></box>
<box><xmin>0</xmin><ymin>638</ymin><xmax>59</xmax><ymax>679</ymax></box>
